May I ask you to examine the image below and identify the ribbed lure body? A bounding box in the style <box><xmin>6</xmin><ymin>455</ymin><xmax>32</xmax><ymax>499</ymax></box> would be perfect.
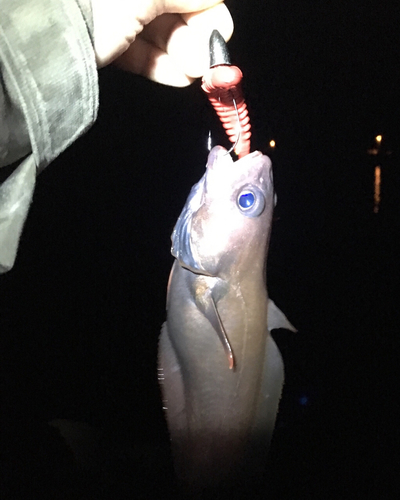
<box><xmin>201</xmin><ymin>30</ymin><xmax>251</xmax><ymax>158</ymax></box>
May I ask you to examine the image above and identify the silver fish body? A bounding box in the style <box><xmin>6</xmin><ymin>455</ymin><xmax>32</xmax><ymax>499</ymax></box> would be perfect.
<box><xmin>158</xmin><ymin>146</ymin><xmax>294</xmax><ymax>493</ymax></box>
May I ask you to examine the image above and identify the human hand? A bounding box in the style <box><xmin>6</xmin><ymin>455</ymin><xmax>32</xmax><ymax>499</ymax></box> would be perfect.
<box><xmin>91</xmin><ymin>0</ymin><xmax>233</xmax><ymax>86</ymax></box>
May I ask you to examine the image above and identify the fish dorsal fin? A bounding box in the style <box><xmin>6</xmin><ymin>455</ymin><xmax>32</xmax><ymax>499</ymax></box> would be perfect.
<box><xmin>267</xmin><ymin>299</ymin><xmax>297</xmax><ymax>332</ymax></box>
<box><xmin>194</xmin><ymin>280</ymin><xmax>235</xmax><ymax>370</ymax></box>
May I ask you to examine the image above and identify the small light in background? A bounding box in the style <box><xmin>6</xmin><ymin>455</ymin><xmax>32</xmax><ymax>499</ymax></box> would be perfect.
<box><xmin>298</xmin><ymin>395</ymin><xmax>309</xmax><ymax>406</ymax></box>
<box><xmin>269</xmin><ymin>140</ymin><xmax>276</xmax><ymax>148</ymax></box>
<box><xmin>368</xmin><ymin>134</ymin><xmax>383</xmax><ymax>155</ymax></box>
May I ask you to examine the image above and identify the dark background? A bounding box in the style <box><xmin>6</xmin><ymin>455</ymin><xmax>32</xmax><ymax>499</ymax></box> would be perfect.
<box><xmin>1</xmin><ymin>1</ymin><xmax>399</xmax><ymax>498</ymax></box>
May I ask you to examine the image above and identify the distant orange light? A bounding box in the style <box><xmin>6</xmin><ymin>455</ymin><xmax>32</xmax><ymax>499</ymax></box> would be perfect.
<box><xmin>375</xmin><ymin>135</ymin><xmax>382</xmax><ymax>143</ymax></box>
<box><xmin>269</xmin><ymin>140</ymin><xmax>276</xmax><ymax>148</ymax></box>
<box><xmin>374</xmin><ymin>165</ymin><xmax>381</xmax><ymax>214</ymax></box>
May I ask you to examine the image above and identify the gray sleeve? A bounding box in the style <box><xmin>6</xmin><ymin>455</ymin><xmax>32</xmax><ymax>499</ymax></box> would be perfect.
<box><xmin>0</xmin><ymin>0</ymin><xmax>99</xmax><ymax>272</ymax></box>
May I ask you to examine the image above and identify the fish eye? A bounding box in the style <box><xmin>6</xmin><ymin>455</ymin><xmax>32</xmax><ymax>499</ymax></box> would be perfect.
<box><xmin>238</xmin><ymin>191</ymin><xmax>255</xmax><ymax>209</ymax></box>
<box><xmin>237</xmin><ymin>186</ymin><xmax>265</xmax><ymax>217</ymax></box>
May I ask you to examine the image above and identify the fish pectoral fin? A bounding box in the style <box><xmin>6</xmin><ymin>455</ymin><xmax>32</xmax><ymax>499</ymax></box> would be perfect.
<box><xmin>267</xmin><ymin>299</ymin><xmax>297</xmax><ymax>332</ymax></box>
<box><xmin>195</xmin><ymin>284</ymin><xmax>235</xmax><ymax>370</ymax></box>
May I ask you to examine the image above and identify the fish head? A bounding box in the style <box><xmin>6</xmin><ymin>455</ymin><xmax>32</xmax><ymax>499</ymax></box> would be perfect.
<box><xmin>172</xmin><ymin>146</ymin><xmax>274</xmax><ymax>279</ymax></box>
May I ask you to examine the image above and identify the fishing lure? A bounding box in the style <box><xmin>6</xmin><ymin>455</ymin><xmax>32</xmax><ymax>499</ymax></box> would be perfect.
<box><xmin>201</xmin><ymin>30</ymin><xmax>251</xmax><ymax>158</ymax></box>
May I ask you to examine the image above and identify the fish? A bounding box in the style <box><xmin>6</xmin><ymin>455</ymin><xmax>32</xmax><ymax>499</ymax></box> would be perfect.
<box><xmin>158</xmin><ymin>146</ymin><xmax>295</xmax><ymax>495</ymax></box>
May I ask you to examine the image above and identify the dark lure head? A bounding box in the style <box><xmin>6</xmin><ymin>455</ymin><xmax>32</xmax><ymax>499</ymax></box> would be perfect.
<box><xmin>171</xmin><ymin>146</ymin><xmax>274</xmax><ymax>279</ymax></box>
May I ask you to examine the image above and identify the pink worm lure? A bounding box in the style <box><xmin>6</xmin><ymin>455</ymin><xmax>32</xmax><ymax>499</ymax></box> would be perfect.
<box><xmin>201</xmin><ymin>30</ymin><xmax>251</xmax><ymax>158</ymax></box>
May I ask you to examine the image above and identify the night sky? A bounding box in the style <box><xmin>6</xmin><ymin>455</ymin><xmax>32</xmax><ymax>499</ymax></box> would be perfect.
<box><xmin>1</xmin><ymin>1</ymin><xmax>399</xmax><ymax>498</ymax></box>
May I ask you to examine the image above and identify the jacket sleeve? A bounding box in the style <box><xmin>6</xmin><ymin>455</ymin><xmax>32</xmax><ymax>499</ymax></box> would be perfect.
<box><xmin>0</xmin><ymin>0</ymin><xmax>99</xmax><ymax>273</ymax></box>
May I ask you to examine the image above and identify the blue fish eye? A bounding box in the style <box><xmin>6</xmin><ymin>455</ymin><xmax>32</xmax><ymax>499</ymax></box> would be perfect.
<box><xmin>237</xmin><ymin>186</ymin><xmax>266</xmax><ymax>217</ymax></box>
<box><xmin>238</xmin><ymin>191</ymin><xmax>255</xmax><ymax>209</ymax></box>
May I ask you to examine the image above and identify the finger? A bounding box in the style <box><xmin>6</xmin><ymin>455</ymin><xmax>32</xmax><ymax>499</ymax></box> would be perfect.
<box><xmin>116</xmin><ymin>3</ymin><xmax>233</xmax><ymax>86</ymax></box>
<box><xmin>166</xmin><ymin>3</ymin><xmax>234</xmax><ymax>78</ymax></box>
<box><xmin>181</xmin><ymin>2</ymin><xmax>233</xmax><ymax>40</ymax></box>
<box><xmin>115</xmin><ymin>35</ymin><xmax>195</xmax><ymax>87</ymax></box>
<box><xmin>161</xmin><ymin>0</ymin><xmax>225</xmax><ymax>13</ymax></box>
<box><xmin>139</xmin><ymin>13</ymin><xmax>187</xmax><ymax>54</ymax></box>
